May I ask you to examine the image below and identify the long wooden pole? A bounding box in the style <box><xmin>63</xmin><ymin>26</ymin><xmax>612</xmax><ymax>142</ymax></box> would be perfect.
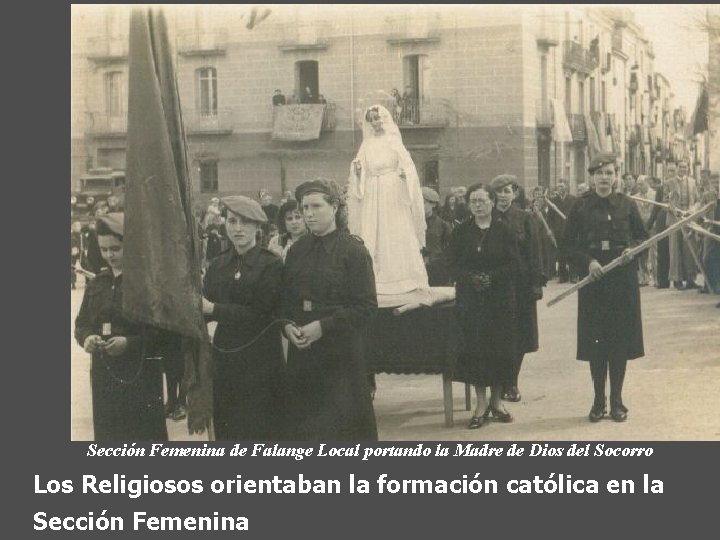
<box><xmin>546</xmin><ymin>202</ymin><xmax>715</xmax><ymax>307</ymax></box>
<box><xmin>686</xmin><ymin>221</ymin><xmax>720</xmax><ymax>242</ymax></box>
<box><xmin>534</xmin><ymin>208</ymin><xmax>558</xmax><ymax>248</ymax></box>
<box><xmin>545</xmin><ymin>197</ymin><xmax>567</xmax><ymax>220</ymax></box>
<box><xmin>681</xmin><ymin>226</ymin><xmax>715</xmax><ymax>294</ymax></box>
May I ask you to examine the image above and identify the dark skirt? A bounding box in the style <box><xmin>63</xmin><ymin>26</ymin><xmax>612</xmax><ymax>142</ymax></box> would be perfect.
<box><xmin>285</xmin><ymin>329</ymin><xmax>377</xmax><ymax>441</ymax></box>
<box><xmin>212</xmin><ymin>346</ymin><xmax>285</xmax><ymax>441</ymax></box>
<box><xmin>453</xmin><ymin>299</ymin><xmax>516</xmax><ymax>388</ymax></box>
<box><xmin>91</xmin><ymin>354</ymin><xmax>167</xmax><ymax>441</ymax></box>
<box><xmin>577</xmin><ymin>262</ymin><xmax>644</xmax><ymax>361</ymax></box>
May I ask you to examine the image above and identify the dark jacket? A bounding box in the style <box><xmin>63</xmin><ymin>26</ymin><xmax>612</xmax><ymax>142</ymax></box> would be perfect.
<box><xmin>563</xmin><ymin>191</ymin><xmax>648</xmax><ymax>361</ymax></box>
<box><xmin>74</xmin><ymin>270</ymin><xmax>167</xmax><ymax>441</ymax></box>
<box><xmin>281</xmin><ymin>229</ymin><xmax>378</xmax><ymax>441</ymax></box>
<box><xmin>423</xmin><ymin>212</ymin><xmax>453</xmax><ymax>286</ymax></box>
<box><xmin>204</xmin><ymin>244</ymin><xmax>285</xmax><ymax>440</ymax></box>
<box><xmin>494</xmin><ymin>205</ymin><xmax>545</xmax><ymax>353</ymax></box>
<box><xmin>448</xmin><ymin>218</ymin><xmax>521</xmax><ymax>387</ymax></box>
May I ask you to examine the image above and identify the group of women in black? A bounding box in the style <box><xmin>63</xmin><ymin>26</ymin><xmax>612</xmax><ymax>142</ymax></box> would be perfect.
<box><xmin>75</xmin><ymin>180</ymin><xmax>379</xmax><ymax>442</ymax></box>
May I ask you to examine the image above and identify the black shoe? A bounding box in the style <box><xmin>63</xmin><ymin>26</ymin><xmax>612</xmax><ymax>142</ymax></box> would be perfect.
<box><xmin>468</xmin><ymin>407</ymin><xmax>491</xmax><ymax>429</ymax></box>
<box><xmin>589</xmin><ymin>400</ymin><xmax>606</xmax><ymax>423</ymax></box>
<box><xmin>171</xmin><ymin>404</ymin><xmax>187</xmax><ymax>421</ymax></box>
<box><xmin>490</xmin><ymin>405</ymin><xmax>514</xmax><ymax>423</ymax></box>
<box><xmin>610</xmin><ymin>407</ymin><xmax>628</xmax><ymax>422</ymax></box>
<box><xmin>164</xmin><ymin>402</ymin><xmax>176</xmax><ymax>418</ymax></box>
<box><xmin>502</xmin><ymin>386</ymin><xmax>522</xmax><ymax>402</ymax></box>
<box><xmin>656</xmin><ymin>284</ymin><xmax>669</xmax><ymax>289</ymax></box>
<box><xmin>684</xmin><ymin>281</ymin><xmax>698</xmax><ymax>290</ymax></box>
<box><xmin>673</xmin><ymin>282</ymin><xmax>684</xmax><ymax>290</ymax></box>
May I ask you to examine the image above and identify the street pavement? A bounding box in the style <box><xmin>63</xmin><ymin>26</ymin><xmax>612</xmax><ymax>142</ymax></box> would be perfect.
<box><xmin>71</xmin><ymin>280</ymin><xmax>720</xmax><ymax>442</ymax></box>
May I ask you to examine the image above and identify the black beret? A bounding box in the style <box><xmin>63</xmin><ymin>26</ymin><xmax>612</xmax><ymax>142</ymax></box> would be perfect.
<box><xmin>221</xmin><ymin>195</ymin><xmax>267</xmax><ymax>223</ymax></box>
<box><xmin>588</xmin><ymin>153</ymin><xmax>617</xmax><ymax>174</ymax></box>
<box><xmin>295</xmin><ymin>178</ymin><xmax>342</xmax><ymax>202</ymax></box>
<box><xmin>97</xmin><ymin>213</ymin><xmax>124</xmax><ymax>236</ymax></box>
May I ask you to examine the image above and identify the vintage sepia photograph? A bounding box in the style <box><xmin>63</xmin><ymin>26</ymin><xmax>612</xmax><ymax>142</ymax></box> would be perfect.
<box><xmin>70</xmin><ymin>4</ymin><xmax>720</xmax><ymax>443</ymax></box>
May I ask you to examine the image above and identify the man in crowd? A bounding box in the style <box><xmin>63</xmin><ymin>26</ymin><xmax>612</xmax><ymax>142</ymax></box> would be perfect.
<box><xmin>633</xmin><ymin>175</ymin><xmax>656</xmax><ymax>286</ymax></box>
<box><xmin>272</xmin><ymin>89</ymin><xmax>286</xmax><ymax>106</ymax></box>
<box><xmin>259</xmin><ymin>189</ymin><xmax>279</xmax><ymax>246</ymax></box>
<box><xmin>421</xmin><ymin>187</ymin><xmax>452</xmax><ymax>286</ymax></box>
<box><xmin>549</xmin><ymin>181</ymin><xmax>577</xmax><ymax>283</ymax></box>
<box><xmin>666</xmin><ymin>159</ymin><xmax>699</xmax><ymax>289</ymax></box>
<box><xmin>452</xmin><ymin>186</ymin><xmax>471</xmax><ymax>225</ymax></box>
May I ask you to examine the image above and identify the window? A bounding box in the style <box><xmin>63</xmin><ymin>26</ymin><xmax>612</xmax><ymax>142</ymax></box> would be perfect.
<box><xmin>601</xmin><ymin>81</ymin><xmax>607</xmax><ymax>113</ymax></box>
<box><xmin>197</xmin><ymin>67</ymin><xmax>218</xmax><ymax>116</ymax></box>
<box><xmin>200</xmin><ymin>161</ymin><xmax>218</xmax><ymax>192</ymax></box>
<box><xmin>295</xmin><ymin>60</ymin><xmax>319</xmax><ymax>103</ymax></box>
<box><xmin>578</xmin><ymin>80</ymin><xmax>584</xmax><ymax>114</ymax></box>
<box><xmin>589</xmin><ymin>77</ymin><xmax>596</xmax><ymax>114</ymax></box>
<box><xmin>104</xmin><ymin>71</ymin><xmax>124</xmax><ymax>116</ymax></box>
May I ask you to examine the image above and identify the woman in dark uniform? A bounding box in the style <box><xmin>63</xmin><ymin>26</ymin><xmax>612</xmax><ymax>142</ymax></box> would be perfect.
<box><xmin>563</xmin><ymin>153</ymin><xmax>648</xmax><ymax>422</ymax></box>
<box><xmin>202</xmin><ymin>196</ymin><xmax>285</xmax><ymax>440</ymax></box>
<box><xmin>282</xmin><ymin>179</ymin><xmax>378</xmax><ymax>440</ymax></box>
<box><xmin>74</xmin><ymin>213</ymin><xmax>167</xmax><ymax>441</ymax></box>
<box><xmin>448</xmin><ymin>183</ymin><xmax>521</xmax><ymax>429</ymax></box>
<box><xmin>490</xmin><ymin>175</ymin><xmax>546</xmax><ymax>403</ymax></box>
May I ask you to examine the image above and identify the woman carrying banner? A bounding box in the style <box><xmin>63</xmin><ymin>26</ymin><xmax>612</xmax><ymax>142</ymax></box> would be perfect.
<box><xmin>562</xmin><ymin>153</ymin><xmax>648</xmax><ymax>422</ymax></box>
<box><xmin>202</xmin><ymin>196</ymin><xmax>285</xmax><ymax>440</ymax></box>
<box><xmin>346</xmin><ymin>104</ymin><xmax>428</xmax><ymax>295</ymax></box>
<box><xmin>74</xmin><ymin>213</ymin><xmax>167</xmax><ymax>441</ymax></box>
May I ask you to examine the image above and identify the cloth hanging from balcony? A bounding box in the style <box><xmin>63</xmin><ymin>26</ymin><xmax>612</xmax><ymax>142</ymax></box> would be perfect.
<box><xmin>272</xmin><ymin>104</ymin><xmax>326</xmax><ymax>141</ymax></box>
<box><xmin>584</xmin><ymin>113</ymin><xmax>603</xmax><ymax>159</ymax></box>
<box><xmin>688</xmin><ymin>85</ymin><xmax>709</xmax><ymax>136</ymax></box>
<box><xmin>593</xmin><ymin>112</ymin><xmax>613</xmax><ymax>153</ymax></box>
<box><xmin>550</xmin><ymin>99</ymin><xmax>573</xmax><ymax>143</ymax></box>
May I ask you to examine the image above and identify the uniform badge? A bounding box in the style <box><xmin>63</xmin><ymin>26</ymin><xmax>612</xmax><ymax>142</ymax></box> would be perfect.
<box><xmin>303</xmin><ymin>300</ymin><xmax>312</xmax><ymax>312</ymax></box>
<box><xmin>102</xmin><ymin>322</ymin><xmax>112</xmax><ymax>337</ymax></box>
<box><xmin>601</xmin><ymin>240</ymin><xmax>610</xmax><ymax>251</ymax></box>
<box><xmin>234</xmin><ymin>271</ymin><xmax>241</xmax><ymax>280</ymax></box>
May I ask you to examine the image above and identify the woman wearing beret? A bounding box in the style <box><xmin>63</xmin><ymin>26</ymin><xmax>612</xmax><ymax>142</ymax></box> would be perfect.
<box><xmin>562</xmin><ymin>153</ymin><xmax>648</xmax><ymax>422</ymax></box>
<box><xmin>346</xmin><ymin>104</ymin><xmax>429</xmax><ymax>294</ymax></box>
<box><xmin>282</xmin><ymin>179</ymin><xmax>378</xmax><ymax>440</ymax></box>
<box><xmin>74</xmin><ymin>213</ymin><xmax>167</xmax><ymax>441</ymax></box>
<box><xmin>448</xmin><ymin>184</ymin><xmax>521</xmax><ymax>429</ymax></box>
<box><xmin>202</xmin><ymin>196</ymin><xmax>285</xmax><ymax>440</ymax></box>
<box><xmin>489</xmin><ymin>175</ymin><xmax>546</xmax><ymax>403</ymax></box>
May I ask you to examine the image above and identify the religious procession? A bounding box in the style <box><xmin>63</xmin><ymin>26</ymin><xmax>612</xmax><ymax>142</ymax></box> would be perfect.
<box><xmin>70</xmin><ymin>5</ymin><xmax>720</xmax><ymax>442</ymax></box>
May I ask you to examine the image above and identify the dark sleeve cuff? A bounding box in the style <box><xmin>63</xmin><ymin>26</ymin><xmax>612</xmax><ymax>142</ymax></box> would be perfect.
<box><xmin>319</xmin><ymin>316</ymin><xmax>336</xmax><ymax>336</ymax></box>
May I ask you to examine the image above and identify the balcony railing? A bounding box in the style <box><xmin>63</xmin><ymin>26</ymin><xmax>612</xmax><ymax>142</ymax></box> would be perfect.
<box><xmin>536</xmin><ymin>99</ymin><xmax>553</xmax><ymax>128</ymax></box>
<box><xmin>185</xmin><ymin>108</ymin><xmax>234</xmax><ymax>134</ymax></box>
<box><xmin>563</xmin><ymin>41</ymin><xmax>599</xmax><ymax>74</ymax></box>
<box><xmin>381</xmin><ymin>97</ymin><xmax>450</xmax><ymax>127</ymax></box>
<box><xmin>87</xmin><ymin>112</ymin><xmax>127</xmax><ymax>135</ymax></box>
<box><xmin>567</xmin><ymin>114</ymin><xmax>586</xmax><ymax>142</ymax></box>
<box><xmin>86</xmin><ymin>36</ymin><xmax>128</xmax><ymax>62</ymax></box>
<box><xmin>177</xmin><ymin>29</ymin><xmax>228</xmax><ymax>56</ymax></box>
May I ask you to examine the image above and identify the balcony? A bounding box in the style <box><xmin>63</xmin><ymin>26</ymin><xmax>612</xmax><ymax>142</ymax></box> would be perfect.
<box><xmin>278</xmin><ymin>22</ymin><xmax>331</xmax><ymax>52</ymax></box>
<box><xmin>381</xmin><ymin>97</ymin><xmax>450</xmax><ymax>128</ymax></box>
<box><xmin>86</xmin><ymin>36</ymin><xmax>128</xmax><ymax>63</ymax></box>
<box><xmin>321</xmin><ymin>102</ymin><xmax>336</xmax><ymax>131</ymax></box>
<box><xmin>536</xmin><ymin>99</ymin><xmax>553</xmax><ymax>128</ymax></box>
<box><xmin>185</xmin><ymin>108</ymin><xmax>234</xmax><ymax>135</ymax></box>
<box><xmin>177</xmin><ymin>29</ymin><xmax>228</xmax><ymax>56</ymax></box>
<box><xmin>87</xmin><ymin>112</ymin><xmax>127</xmax><ymax>137</ymax></box>
<box><xmin>385</xmin><ymin>14</ymin><xmax>441</xmax><ymax>44</ymax></box>
<box><xmin>567</xmin><ymin>114</ymin><xmax>586</xmax><ymax>142</ymax></box>
<box><xmin>563</xmin><ymin>41</ymin><xmax>599</xmax><ymax>75</ymax></box>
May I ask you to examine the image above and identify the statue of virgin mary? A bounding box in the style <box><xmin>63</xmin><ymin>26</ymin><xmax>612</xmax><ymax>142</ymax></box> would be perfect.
<box><xmin>346</xmin><ymin>104</ymin><xmax>429</xmax><ymax>295</ymax></box>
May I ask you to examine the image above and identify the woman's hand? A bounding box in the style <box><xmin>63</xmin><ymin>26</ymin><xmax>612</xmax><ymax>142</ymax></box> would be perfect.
<box><xmin>284</xmin><ymin>324</ymin><xmax>307</xmax><ymax>349</ymax></box>
<box><xmin>103</xmin><ymin>336</ymin><xmax>128</xmax><ymax>357</ymax></box>
<box><xmin>83</xmin><ymin>335</ymin><xmax>104</xmax><ymax>354</ymax></box>
<box><xmin>299</xmin><ymin>321</ymin><xmax>323</xmax><ymax>346</ymax></box>
<box><xmin>588</xmin><ymin>259</ymin><xmax>604</xmax><ymax>281</ymax></box>
<box><xmin>618</xmin><ymin>248</ymin><xmax>633</xmax><ymax>266</ymax></box>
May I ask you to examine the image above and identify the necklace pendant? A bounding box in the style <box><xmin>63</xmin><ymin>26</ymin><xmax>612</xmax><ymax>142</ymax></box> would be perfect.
<box><xmin>234</xmin><ymin>271</ymin><xmax>241</xmax><ymax>280</ymax></box>
<box><xmin>476</xmin><ymin>245</ymin><xmax>482</xmax><ymax>253</ymax></box>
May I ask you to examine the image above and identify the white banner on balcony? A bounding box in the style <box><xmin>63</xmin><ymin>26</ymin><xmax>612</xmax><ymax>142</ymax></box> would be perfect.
<box><xmin>550</xmin><ymin>99</ymin><xmax>572</xmax><ymax>143</ymax></box>
<box><xmin>272</xmin><ymin>104</ymin><xmax>325</xmax><ymax>141</ymax></box>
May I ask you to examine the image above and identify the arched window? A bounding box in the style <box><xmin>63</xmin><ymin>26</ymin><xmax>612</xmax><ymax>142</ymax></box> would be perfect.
<box><xmin>196</xmin><ymin>67</ymin><xmax>218</xmax><ymax>116</ymax></box>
